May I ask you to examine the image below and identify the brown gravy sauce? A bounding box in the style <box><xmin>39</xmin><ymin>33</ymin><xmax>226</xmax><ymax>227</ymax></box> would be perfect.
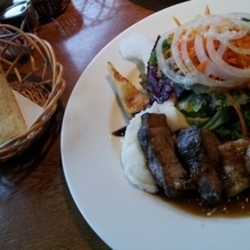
<box><xmin>158</xmin><ymin>190</ymin><xmax>250</xmax><ymax>218</ymax></box>
<box><xmin>112</xmin><ymin>128</ymin><xmax>250</xmax><ymax>218</ymax></box>
<box><xmin>112</xmin><ymin>126</ymin><xmax>126</xmax><ymax>137</ymax></box>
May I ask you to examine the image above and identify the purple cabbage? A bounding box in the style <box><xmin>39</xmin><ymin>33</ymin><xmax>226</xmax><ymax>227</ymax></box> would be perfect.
<box><xmin>144</xmin><ymin>37</ymin><xmax>184</xmax><ymax>104</ymax></box>
<box><xmin>146</xmin><ymin>64</ymin><xmax>173</xmax><ymax>104</ymax></box>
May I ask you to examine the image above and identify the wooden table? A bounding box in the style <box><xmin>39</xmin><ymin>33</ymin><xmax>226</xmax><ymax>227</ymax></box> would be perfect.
<box><xmin>0</xmin><ymin>0</ymin><xmax>187</xmax><ymax>249</ymax></box>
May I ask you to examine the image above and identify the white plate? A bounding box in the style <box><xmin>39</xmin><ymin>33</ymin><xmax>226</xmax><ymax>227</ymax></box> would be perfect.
<box><xmin>61</xmin><ymin>1</ymin><xmax>250</xmax><ymax>249</ymax></box>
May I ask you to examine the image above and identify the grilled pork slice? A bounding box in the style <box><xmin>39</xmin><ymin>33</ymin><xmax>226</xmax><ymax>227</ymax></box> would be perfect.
<box><xmin>176</xmin><ymin>125</ymin><xmax>223</xmax><ymax>206</ymax></box>
<box><xmin>138</xmin><ymin>113</ymin><xmax>188</xmax><ymax>198</ymax></box>
<box><xmin>218</xmin><ymin>138</ymin><xmax>250</xmax><ymax>197</ymax></box>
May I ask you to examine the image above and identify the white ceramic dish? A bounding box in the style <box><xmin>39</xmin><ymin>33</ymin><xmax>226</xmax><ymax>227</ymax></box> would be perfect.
<box><xmin>61</xmin><ymin>1</ymin><xmax>250</xmax><ymax>249</ymax></box>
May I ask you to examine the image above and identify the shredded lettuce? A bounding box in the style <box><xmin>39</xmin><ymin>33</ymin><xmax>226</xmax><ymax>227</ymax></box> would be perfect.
<box><xmin>176</xmin><ymin>92</ymin><xmax>213</xmax><ymax>117</ymax></box>
<box><xmin>175</xmin><ymin>92</ymin><xmax>231</xmax><ymax>130</ymax></box>
<box><xmin>168</xmin><ymin>88</ymin><xmax>250</xmax><ymax>141</ymax></box>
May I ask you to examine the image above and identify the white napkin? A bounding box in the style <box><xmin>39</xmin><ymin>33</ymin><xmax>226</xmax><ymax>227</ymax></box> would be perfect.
<box><xmin>13</xmin><ymin>90</ymin><xmax>43</xmax><ymax>128</ymax></box>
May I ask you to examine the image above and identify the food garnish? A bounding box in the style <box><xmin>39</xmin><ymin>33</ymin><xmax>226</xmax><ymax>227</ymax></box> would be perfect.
<box><xmin>107</xmin><ymin>61</ymin><xmax>149</xmax><ymax>118</ymax></box>
<box><xmin>108</xmin><ymin>9</ymin><xmax>250</xmax><ymax>215</ymax></box>
<box><xmin>148</xmin><ymin>12</ymin><xmax>250</xmax><ymax>141</ymax></box>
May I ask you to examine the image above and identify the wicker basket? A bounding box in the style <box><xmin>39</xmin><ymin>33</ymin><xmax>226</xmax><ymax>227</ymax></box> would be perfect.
<box><xmin>0</xmin><ymin>24</ymin><xmax>66</xmax><ymax>161</ymax></box>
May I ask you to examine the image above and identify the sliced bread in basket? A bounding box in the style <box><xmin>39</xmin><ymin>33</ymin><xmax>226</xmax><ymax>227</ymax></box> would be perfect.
<box><xmin>0</xmin><ymin>66</ymin><xmax>27</xmax><ymax>145</ymax></box>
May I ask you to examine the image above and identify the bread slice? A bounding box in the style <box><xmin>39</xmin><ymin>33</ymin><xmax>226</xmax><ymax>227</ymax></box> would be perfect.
<box><xmin>0</xmin><ymin>67</ymin><xmax>27</xmax><ymax>145</ymax></box>
<box><xmin>107</xmin><ymin>61</ymin><xmax>149</xmax><ymax>118</ymax></box>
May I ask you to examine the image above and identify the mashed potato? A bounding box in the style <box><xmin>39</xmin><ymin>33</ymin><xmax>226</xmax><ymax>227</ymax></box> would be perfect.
<box><xmin>119</xmin><ymin>32</ymin><xmax>154</xmax><ymax>73</ymax></box>
<box><xmin>121</xmin><ymin>101</ymin><xmax>189</xmax><ymax>193</ymax></box>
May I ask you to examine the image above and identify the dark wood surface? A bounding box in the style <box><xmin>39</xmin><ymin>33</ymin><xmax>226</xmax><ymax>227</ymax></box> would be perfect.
<box><xmin>0</xmin><ymin>0</ymin><xmax>187</xmax><ymax>249</ymax></box>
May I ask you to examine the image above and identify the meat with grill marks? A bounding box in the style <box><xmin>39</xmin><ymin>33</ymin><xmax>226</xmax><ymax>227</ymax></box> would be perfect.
<box><xmin>218</xmin><ymin>138</ymin><xmax>250</xmax><ymax>198</ymax></box>
<box><xmin>176</xmin><ymin>125</ymin><xmax>223</xmax><ymax>206</ymax></box>
<box><xmin>137</xmin><ymin>113</ymin><xmax>188</xmax><ymax>198</ymax></box>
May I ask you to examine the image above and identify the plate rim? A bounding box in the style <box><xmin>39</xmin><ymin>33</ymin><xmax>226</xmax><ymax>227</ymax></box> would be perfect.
<box><xmin>61</xmin><ymin>1</ymin><xmax>250</xmax><ymax>249</ymax></box>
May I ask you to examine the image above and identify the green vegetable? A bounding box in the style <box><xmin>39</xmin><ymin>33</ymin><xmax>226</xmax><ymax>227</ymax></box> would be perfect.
<box><xmin>148</xmin><ymin>35</ymin><xmax>172</xmax><ymax>67</ymax></box>
<box><xmin>211</xmin><ymin>89</ymin><xmax>250</xmax><ymax>109</ymax></box>
<box><xmin>215</xmin><ymin>120</ymin><xmax>242</xmax><ymax>141</ymax></box>
<box><xmin>203</xmin><ymin>107</ymin><xmax>231</xmax><ymax>130</ymax></box>
<box><xmin>176</xmin><ymin>92</ymin><xmax>213</xmax><ymax>118</ymax></box>
<box><xmin>175</xmin><ymin>88</ymin><xmax>250</xmax><ymax>141</ymax></box>
<box><xmin>185</xmin><ymin>116</ymin><xmax>210</xmax><ymax>127</ymax></box>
